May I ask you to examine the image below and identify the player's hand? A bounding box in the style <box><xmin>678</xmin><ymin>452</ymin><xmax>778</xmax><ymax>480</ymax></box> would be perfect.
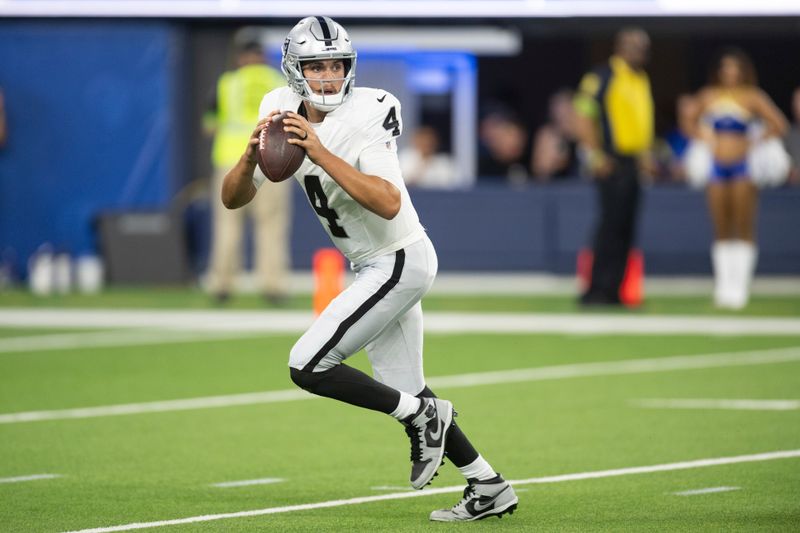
<box><xmin>244</xmin><ymin>114</ymin><xmax>275</xmax><ymax>165</ymax></box>
<box><xmin>638</xmin><ymin>152</ymin><xmax>658</xmax><ymax>180</ymax></box>
<box><xmin>283</xmin><ymin>111</ymin><xmax>329</xmax><ymax>164</ymax></box>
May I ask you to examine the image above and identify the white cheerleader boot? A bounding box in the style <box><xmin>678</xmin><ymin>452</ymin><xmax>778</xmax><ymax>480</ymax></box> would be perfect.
<box><xmin>712</xmin><ymin>241</ymin><xmax>736</xmax><ymax>309</ymax></box>
<box><xmin>728</xmin><ymin>240</ymin><xmax>757</xmax><ymax>310</ymax></box>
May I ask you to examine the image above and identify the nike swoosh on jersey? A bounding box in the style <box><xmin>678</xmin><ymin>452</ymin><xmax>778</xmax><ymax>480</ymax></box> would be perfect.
<box><xmin>377</xmin><ymin>94</ymin><xmax>387</xmax><ymax>103</ymax></box>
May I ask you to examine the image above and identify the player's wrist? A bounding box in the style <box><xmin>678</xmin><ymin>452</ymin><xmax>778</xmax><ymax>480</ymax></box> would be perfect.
<box><xmin>242</xmin><ymin>151</ymin><xmax>258</xmax><ymax>167</ymax></box>
<box><xmin>312</xmin><ymin>147</ymin><xmax>338</xmax><ymax>169</ymax></box>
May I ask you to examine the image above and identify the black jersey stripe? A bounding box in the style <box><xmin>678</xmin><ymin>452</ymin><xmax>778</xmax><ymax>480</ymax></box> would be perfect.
<box><xmin>315</xmin><ymin>16</ymin><xmax>333</xmax><ymax>46</ymax></box>
<box><xmin>302</xmin><ymin>249</ymin><xmax>406</xmax><ymax>372</ymax></box>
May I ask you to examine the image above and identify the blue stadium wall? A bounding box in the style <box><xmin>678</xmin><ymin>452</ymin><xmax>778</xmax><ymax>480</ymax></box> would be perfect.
<box><xmin>185</xmin><ymin>184</ymin><xmax>800</xmax><ymax>276</ymax></box>
<box><xmin>0</xmin><ymin>21</ymin><xmax>186</xmax><ymax>276</ymax></box>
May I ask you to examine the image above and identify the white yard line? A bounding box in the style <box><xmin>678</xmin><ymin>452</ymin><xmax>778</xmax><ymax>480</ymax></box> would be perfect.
<box><xmin>0</xmin><ymin>330</ymin><xmax>260</xmax><ymax>354</ymax></box>
<box><xmin>0</xmin><ymin>390</ymin><xmax>315</xmax><ymax>424</ymax></box>
<box><xmin>424</xmin><ymin>312</ymin><xmax>800</xmax><ymax>336</ymax></box>
<box><xmin>3</xmin><ymin>346</ymin><xmax>800</xmax><ymax>424</ymax></box>
<box><xmin>210</xmin><ymin>478</ymin><xmax>285</xmax><ymax>488</ymax></box>
<box><xmin>61</xmin><ymin>449</ymin><xmax>800</xmax><ymax>533</ymax></box>
<box><xmin>0</xmin><ymin>473</ymin><xmax>61</xmax><ymax>484</ymax></box>
<box><xmin>634</xmin><ymin>399</ymin><xmax>800</xmax><ymax>411</ymax></box>
<box><xmin>0</xmin><ymin>309</ymin><xmax>312</xmax><ymax>333</ymax></box>
<box><xmin>1</xmin><ymin>308</ymin><xmax>799</xmax><ymax>336</ymax></box>
<box><xmin>425</xmin><ymin>346</ymin><xmax>800</xmax><ymax>389</ymax></box>
<box><xmin>673</xmin><ymin>486</ymin><xmax>741</xmax><ymax>496</ymax></box>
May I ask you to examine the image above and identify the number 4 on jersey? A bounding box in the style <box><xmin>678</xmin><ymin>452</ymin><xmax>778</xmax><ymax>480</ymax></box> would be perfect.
<box><xmin>382</xmin><ymin>106</ymin><xmax>400</xmax><ymax>136</ymax></box>
<box><xmin>304</xmin><ymin>175</ymin><xmax>349</xmax><ymax>238</ymax></box>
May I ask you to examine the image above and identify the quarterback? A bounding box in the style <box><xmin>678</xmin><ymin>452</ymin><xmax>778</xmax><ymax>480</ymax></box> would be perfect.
<box><xmin>221</xmin><ymin>16</ymin><xmax>517</xmax><ymax>521</ymax></box>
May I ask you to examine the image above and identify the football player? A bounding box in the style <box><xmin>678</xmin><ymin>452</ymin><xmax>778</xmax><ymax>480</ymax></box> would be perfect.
<box><xmin>221</xmin><ymin>16</ymin><xmax>517</xmax><ymax>521</ymax></box>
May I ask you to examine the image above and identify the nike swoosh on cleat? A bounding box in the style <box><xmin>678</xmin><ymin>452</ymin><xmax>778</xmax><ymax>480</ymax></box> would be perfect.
<box><xmin>466</xmin><ymin>495</ymin><xmax>497</xmax><ymax>515</ymax></box>
<box><xmin>425</xmin><ymin>418</ymin><xmax>443</xmax><ymax>446</ymax></box>
<box><xmin>377</xmin><ymin>95</ymin><xmax>387</xmax><ymax>103</ymax></box>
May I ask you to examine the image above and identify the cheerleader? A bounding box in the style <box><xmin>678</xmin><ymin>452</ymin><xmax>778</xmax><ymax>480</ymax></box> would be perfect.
<box><xmin>684</xmin><ymin>48</ymin><xmax>789</xmax><ymax>309</ymax></box>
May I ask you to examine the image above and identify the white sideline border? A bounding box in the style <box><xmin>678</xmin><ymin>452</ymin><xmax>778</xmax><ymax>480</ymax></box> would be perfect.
<box><xmin>0</xmin><ymin>473</ymin><xmax>61</xmax><ymax>484</ymax></box>
<box><xmin>2</xmin><ymin>308</ymin><xmax>800</xmax><ymax>336</ymax></box>
<box><xmin>3</xmin><ymin>345</ymin><xmax>800</xmax><ymax>424</ymax></box>
<box><xmin>61</xmin><ymin>449</ymin><xmax>800</xmax><ymax>533</ymax></box>
<box><xmin>2</xmin><ymin>314</ymin><xmax>799</xmax><ymax>355</ymax></box>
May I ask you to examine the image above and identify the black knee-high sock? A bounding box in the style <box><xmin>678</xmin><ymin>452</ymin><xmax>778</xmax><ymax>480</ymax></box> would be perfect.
<box><xmin>416</xmin><ymin>386</ymin><xmax>479</xmax><ymax>467</ymax></box>
<box><xmin>290</xmin><ymin>364</ymin><xmax>400</xmax><ymax>414</ymax></box>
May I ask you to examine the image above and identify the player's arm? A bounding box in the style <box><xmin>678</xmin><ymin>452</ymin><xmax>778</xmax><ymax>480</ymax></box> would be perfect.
<box><xmin>683</xmin><ymin>89</ymin><xmax>711</xmax><ymax>140</ymax></box>
<box><xmin>221</xmin><ymin>116</ymin><xmax>271</xmax><ymax>209</ymax></box>
<box><xmin>283</xmin><ymin>111</ymin><xmax>401</xmax><ymax>220</ymax></box>
<box><xmin>202</xmin><ymin>84</ymin><xmax>219</xmax><ymax>137</ymax></box>
<box><xmin>751</xmin><ymin>89</ymin><xmax>789</xmax><ymax>138</ymax></box>
<box><xmin>573</xmin><ymin>72</ymin><xmax>613</xmax><ymax>178</ymax></box>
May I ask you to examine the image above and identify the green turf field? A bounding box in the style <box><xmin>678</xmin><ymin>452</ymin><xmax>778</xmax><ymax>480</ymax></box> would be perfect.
<box><xmin>1</xmin><ymin>291</ymin><xmax>799</xmax><ymax>531</ymax></box>
<box><xmin>1</xmin><ymin>287</ymin><xmax>799</xmax><ymax>316</ymax></box>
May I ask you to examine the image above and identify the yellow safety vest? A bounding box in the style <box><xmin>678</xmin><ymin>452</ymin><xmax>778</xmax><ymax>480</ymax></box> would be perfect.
<box><xmin>211</xmin><ymin>64</ymin><xmax>285</xmax><ymax>167</ymax></box>
<box><xmin>575</xmin><ymin>56</ymin><xmax>654</xmax><ymax>156</ymax></box>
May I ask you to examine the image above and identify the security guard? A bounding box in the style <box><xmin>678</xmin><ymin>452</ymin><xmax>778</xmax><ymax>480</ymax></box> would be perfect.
<box><xmin>574</xmin><ymin>27</ymin><xmax>654</xmax><ymax>305</ymax></box>
<box><xmin>205</xmin><ymin>39</ymin><xmax>290</xmax><ymax>303</ymax></box>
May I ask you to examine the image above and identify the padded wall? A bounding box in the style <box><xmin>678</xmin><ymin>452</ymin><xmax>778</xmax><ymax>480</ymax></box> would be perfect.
<box><xmin>0</xmin><ymin>21</ymin><xmax>185</xmax><ymax>276</ymax></box>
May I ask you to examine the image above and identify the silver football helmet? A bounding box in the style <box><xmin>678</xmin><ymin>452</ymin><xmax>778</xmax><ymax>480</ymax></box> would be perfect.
<box><xmin>281</xmin><ymin>16</ymin><xmax>357</xmax><ymax>112</ymax></box>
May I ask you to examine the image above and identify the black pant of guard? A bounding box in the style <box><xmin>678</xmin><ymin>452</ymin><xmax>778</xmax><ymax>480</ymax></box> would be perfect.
<box><xmin>585</xmin><ymin>156</ymin><xmax>641</xmax><ymax>303</ymax></box>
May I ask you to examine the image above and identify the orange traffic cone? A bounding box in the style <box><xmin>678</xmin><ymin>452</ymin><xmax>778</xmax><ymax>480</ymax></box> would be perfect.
<box><xmin>312</xmin><ymin>248</ymin><xmax>345</xmax><ymax>315</ymax></box>
<box><xmin>576</xmin><ymin>248</ymin><xmax>593</xmax><ymax>293</ymax></box>
<box><xmin>576</xmin><ymin>248</ymin><xmax>644</xmax><ymax>307</ymax></box>
<box><xmin>620</xmin><ymin>249</ymin><xmax>644</xmax><ymax>307</ymax></box>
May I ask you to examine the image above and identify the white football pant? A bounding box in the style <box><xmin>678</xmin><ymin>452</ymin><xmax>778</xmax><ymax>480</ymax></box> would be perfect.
<box><xmin>289</xmin><ymin>235</ymin><xmax>437</xmax><ymax>395</ymax></box>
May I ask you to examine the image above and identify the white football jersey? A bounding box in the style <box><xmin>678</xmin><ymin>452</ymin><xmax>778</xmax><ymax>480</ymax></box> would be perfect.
<box><xmin>257</xmin><ymin>87</ymin><xmax>426</xmax><ymax>265</ymax></box>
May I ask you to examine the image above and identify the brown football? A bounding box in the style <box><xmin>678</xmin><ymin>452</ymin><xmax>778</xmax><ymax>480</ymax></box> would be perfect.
<box><xmin>257</xmin><ymin>112</ymin><xmax>306</xmax><ymax>183</ymax></box>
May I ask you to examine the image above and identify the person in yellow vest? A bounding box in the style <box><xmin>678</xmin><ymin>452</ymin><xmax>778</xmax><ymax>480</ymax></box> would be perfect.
<box><xmin>204</xmin><ymin>40</ymin><xmax>291</xmax><ymax>304</ymax></box>
<box><xmin>574</xmin><ymin>28</ymin><xmax>654</xmax><ymax>306</ymax></box>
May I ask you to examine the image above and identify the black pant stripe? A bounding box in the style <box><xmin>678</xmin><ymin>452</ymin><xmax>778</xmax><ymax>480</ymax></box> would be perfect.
<box><xmin>302</xmin><ymin>249</ymin><xmax>406</xmax><ymax>372</ymax></box>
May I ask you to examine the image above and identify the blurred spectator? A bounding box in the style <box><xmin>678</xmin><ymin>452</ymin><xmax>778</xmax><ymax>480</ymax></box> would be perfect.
<box><xmin>685</xmin><ymin>48</ymin><xmax>789</xmax><ymax>309</ymax></box>
<box><xmin>531</xmin><ymin>88</ymin><xmax>579</xmax><ymax>181</ymax></box>
<box><xmin>398</xmin><ymin>126</ymin><xmax>458</xmax><ymax>189</ymax></box>
<box><xmin>660</xmin><ymin>93</ymin><xmax>700</xmax><ymax>182</ymax></box>
<box><xmin>0</xmin><ymin>88</ymin><xmax>7</xmax><ymax>147</ymax></box>
<box><xmin>204</xmin><ymin>37</ymin><xmax>291</xmax><ymax>305</ymax></box>
<box><xmin>573</xmin><ymin>27</ymin><xmax>654</xmax><ymax>306</ymax></box>
<box><xmin>785</xmin><ymin>86</ymin><xmax>800</xmax><ymax>185</ymax></box>
<box><xmin>478</xmin><ymin>107</ymin><xmax>530</xmax><ymax>184</ymax></box>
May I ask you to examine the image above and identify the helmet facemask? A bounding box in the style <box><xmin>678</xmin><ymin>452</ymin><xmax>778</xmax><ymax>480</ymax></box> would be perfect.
<box><xmin>282</xmin><ymin>16</ymin><xmax>357</xmax><ymax>113</ymax></box>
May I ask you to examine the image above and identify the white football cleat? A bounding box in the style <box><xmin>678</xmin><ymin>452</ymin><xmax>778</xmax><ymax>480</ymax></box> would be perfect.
<box><xmin>429</xmin><ymin>474</ymin><xmax>518</xmax><ymax>521</ymax></box>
